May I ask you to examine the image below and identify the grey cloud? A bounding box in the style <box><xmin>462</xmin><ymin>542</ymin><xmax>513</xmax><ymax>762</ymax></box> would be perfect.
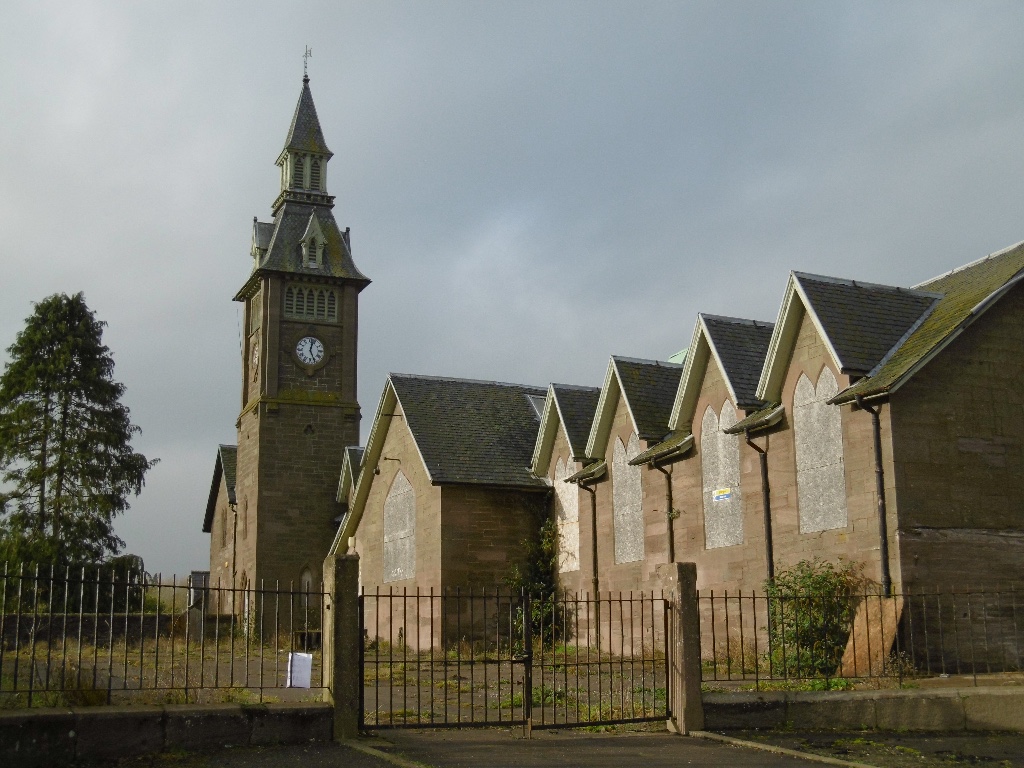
<box><xmin>2</xmin><ymin>1</ymin><xmax>1023</xmax><ymax>572</ymax></box>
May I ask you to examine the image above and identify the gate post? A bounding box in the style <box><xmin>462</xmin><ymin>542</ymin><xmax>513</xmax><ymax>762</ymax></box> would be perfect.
<box><xmin>660</xmin><ymin>562</ymin><xmax>704</xmax><ymax>734</ymax></box>
<box><xmin>323</xmin><ymin>553</ymin><xmax>360</xmax><ymax>740</ymax></box>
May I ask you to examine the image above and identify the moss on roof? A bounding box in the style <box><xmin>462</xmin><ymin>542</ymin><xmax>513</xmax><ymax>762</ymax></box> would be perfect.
<box><xmin>835</xmin><ymin>242</ymin><xmax>1024</xmax><ymax>402</ymax></box>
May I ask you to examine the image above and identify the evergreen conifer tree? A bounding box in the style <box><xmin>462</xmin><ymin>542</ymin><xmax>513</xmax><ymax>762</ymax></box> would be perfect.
<box><xmin>0</xmin><ymin>293</ymin><xmax>156</xmax><ymax>563</ymax></box>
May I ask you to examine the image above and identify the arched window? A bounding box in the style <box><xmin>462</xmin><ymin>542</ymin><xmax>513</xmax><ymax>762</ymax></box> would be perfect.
<box><xmin>554</xmin><ymin>457</ymin><xmax>580</xmax><ymax>573</ymax></box>
<box><xmin>285</xmin><ymin>286</ymin><xmax>295</xmax><ymax>315</ymax></box>
<box><xmin>383</xmin><ymin>471</ymin><xmax>416</xmax><ymax>582</ymax></box>
<box><xmin>315</xmin><ymin>289</ymin><xmax>327</xmax><ymax>319</ymax></box>
<box><xmin>794</xmin><ymin>367</ymin><xmax>848</xmax><ymax>532</ymax></box>
<box><xmin>327</xmin><ymin>291</ymin><xmax>337</xmax><ymax>321</ymax></box>
<box><xmin>611</xmin><ymin>434</ymin><xmax>644</xmax><ymax>564</ymax></box>
<box><xmin>700</xmin><ymin>401</ymin><xmax>743</xmax><ymax>548</ymax></box>
<box><xmin>220</xmin><ymin>508</ymin><xmax>228</xmax><ymax>549</ymax></box>
<box><xmin>310</xmin><ymin>159</ymin><xmax>321</xmax><ymax>190</ymax></box>
<box><xmin>291</xmin><ymin>155</ymin><xmax>304</xmax><ymax>188</ymax></box>
<box><xmin>295</xmin><ymin>288</ymin><xmax>306</xmax><ymax>316</ymax></box>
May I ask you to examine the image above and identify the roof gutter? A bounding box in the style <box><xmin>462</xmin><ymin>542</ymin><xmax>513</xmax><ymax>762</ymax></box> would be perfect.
<box><xmin>629</xmin><ymin>434</ymin><xmax>694</xmax><ymax>467</ymax></box>
<box><xmin>723</xmin><ymin>404</ymin><xmax>784</xmax><ymax>435</ymax></box>
<box><xmin>566</xmin><ymin>461</ymin><xmax>606</xmax><ymax>485</ymax></box>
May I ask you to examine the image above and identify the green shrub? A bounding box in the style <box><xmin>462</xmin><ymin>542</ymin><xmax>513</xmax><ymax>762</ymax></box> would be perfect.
<box><xmin>764</xmin><ymin>559</ymin><xmax>862</xmax><ymax>678</ymax></box>
<box><xmin>505</xmin><ymin>518</ymin><xmax>572</xmax><ymax>650</ymax></box>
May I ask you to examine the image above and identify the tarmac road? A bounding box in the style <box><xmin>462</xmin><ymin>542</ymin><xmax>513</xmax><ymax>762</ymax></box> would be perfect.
<box><xmin>92</xmin><ymin>728</ymin><xmax>829</xmax><ymax>767</ymax></box>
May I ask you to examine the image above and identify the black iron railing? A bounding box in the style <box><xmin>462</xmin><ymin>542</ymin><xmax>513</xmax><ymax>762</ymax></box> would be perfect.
<box><xmin>360</xmin><ymin>588</ymin><xmax>670</xmax><ymax>729</ymax></box>
<box><xmin>698</xmin><ymin>585</ymin><xmax>1024</xmax><ymax>690</ymax></box>
<box><xmin>0</xmin><ymin>563</ymin><xmax>326</xmax><ymax>707</ymax></box>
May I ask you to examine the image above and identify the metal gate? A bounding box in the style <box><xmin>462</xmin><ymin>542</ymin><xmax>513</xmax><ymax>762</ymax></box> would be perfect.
<box><xmin>360</xmin><ymin>588</ymin><xmax>670</xmax><ymax>729</ymax></box>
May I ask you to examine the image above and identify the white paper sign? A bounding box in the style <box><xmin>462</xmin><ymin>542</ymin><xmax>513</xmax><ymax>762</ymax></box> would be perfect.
<box><xmin>287</xmin><ymin>651</ymin><xmax>313</xmax><ymax>688</ymax></box>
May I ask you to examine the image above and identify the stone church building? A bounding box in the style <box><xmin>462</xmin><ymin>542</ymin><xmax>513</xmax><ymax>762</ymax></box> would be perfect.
<box><xmin>204</xmin><ymin>78</ymin><xmax>1024</xmax><ymax>611</ymax></box>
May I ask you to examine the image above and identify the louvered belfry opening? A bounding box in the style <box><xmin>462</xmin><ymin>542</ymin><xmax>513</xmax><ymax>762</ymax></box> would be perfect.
<box><xmin>285</xmin><ymin>285</ymin><xmax>338</xmax><ymax>322</ymax></box>
<box><xmin>291</xmin><ymin>154</ymin><xmax>304</xmax><ymax>188</ymax></box>
<box><xmin>310</xmin><ymin>159</ymin><xmax>321</xmax><ymax>191</ymax></box>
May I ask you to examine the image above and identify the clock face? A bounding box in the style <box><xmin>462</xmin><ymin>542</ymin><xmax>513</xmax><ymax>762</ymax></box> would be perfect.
<box><xmin>295</xmin><ymin>336</ymin><xmax>324</xmax><ymax>366</ymax></box>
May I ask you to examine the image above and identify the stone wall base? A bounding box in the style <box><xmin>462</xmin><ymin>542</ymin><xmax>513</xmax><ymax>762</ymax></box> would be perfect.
<box><xmin>0</xmin><ymin>702</ymin><xmax>331</xmax><ymax>768</ymax></box>
<box><xmin>705</xmin><ymin>687</ymin><xmax>1024</xmax><ymax>732</ymax></box>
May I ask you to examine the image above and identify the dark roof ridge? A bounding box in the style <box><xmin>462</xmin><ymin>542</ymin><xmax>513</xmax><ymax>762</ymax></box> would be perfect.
<box><xmin>794</xmin><ymin>270</ymin><xmax>942</xmax><ymax>298</ymax></box>
<box><xmin>611</xmin><ymin>355</ymin><xmax>684</xmax><ymax>368</ymax></box>
<box><xmin>912</xmin><ymin>239</ymin><xmax>1024</xmax><ymax>289</ymax></box>
<box><xmin>701</xmin><ymin>313</ymin><xmax>775</xmax><ymax>329</ymax></box>
<box><xmin>551</xmin><ymin>382</ymin><xmax>601</xmax><ymax>392</ymax></box>
<box><xmin>390</xmin><ymin>372</ymin><xmax>545</xmax><ymax>391</ymax></box>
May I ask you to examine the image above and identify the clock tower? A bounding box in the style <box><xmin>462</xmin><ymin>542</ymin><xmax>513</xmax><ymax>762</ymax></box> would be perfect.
<box><xmin>227</xmin><ymin>74</ymin><xmax>369</xmax><ymax>596</ymax></box>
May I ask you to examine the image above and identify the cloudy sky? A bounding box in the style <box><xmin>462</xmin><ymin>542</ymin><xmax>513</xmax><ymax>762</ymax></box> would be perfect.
<box><xmin>2</xmin><ymin>2</ymin><xmax>1024</xmax><ymax>574</ymax></box>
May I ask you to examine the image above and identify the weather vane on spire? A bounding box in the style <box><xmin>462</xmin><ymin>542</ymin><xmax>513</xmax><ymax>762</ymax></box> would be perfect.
<box><xmin>303</xmin><ymin>46</ymin><xmax>312</xmax><ymax>79</ymax></box>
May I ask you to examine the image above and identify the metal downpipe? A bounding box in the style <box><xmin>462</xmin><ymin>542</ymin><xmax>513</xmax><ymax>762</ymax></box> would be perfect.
<box><xmin>652</xmin><ymin>463</ymin><xmax>675</xmax><ymax>563</ymax></box>
<box><xmin>856</xmin><ymin>395</ymin><xmax>892</xmax><ymax>597</ymax></box>
<box><xmin>744</xmin><ymin>431</ymin><xmax>774</xmax><ymax>582</ymax></box>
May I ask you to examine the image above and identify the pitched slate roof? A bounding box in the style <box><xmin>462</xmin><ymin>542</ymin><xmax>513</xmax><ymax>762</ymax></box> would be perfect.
<box><xmin>202</xmin><ymin>445</ymin><xmax>237</xmax><ymax>533</ymax></box>
<box><xmin>244</xmin><ymin>203</ymin><xmax>369</xmax><ymax>286</ymax></box>
<box><xmin>794</xmin><ymin>273</ymin><xmax>940</xmax><ymax>375</ymax></box>
<box><xmin>702</xmin><ymin>315</ymin><xmax>775</xmax><ymax>407</ymax></box>
<box><xmin>529</xmin><ymin>383</ymin><xmax>600</xmax><ymax>477</ymax></box>
<box><xmin>613</xmin><ymin>357</ymin><xmax>685</xmax><ymax>441</ymax></box>
<box><xmin>552</xmin><ymin>384</ymin><xmax>601</xmax><ymax>457</ymax></box>
<box><xmin>345</xmin><ymin>446</ymin><xmax>364</xmax><ymax>474</ymax></box>
<box><xmin>391</xmin><ymin>374</ymin><xmax>549</xmax><ymax>488</ymax></box>
<box><xmin>283</xmin><ymin>77</ymin><xmax>332</xmax><ymax>157</ymax></box>
<box><xmin>833</xmin><ymin>240</ymin><xmax>1024</xmax><ymax>403</ymax></box>
<box><xmin>585</xmin><ymin>356</ymin><xmax>684</xmax><ymax>460</ymax></box>
<box><xmin>337</xmin><ymin>445</ymin><xmax>364</xmax><ymax>501</ymax></box>
<box><xmin>253</xmin><ymin>220</ymin><xmax>274</xmax><ymax>253</ymax></box>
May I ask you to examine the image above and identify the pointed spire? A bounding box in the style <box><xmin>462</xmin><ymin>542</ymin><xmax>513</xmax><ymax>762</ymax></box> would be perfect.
<box><xmin>283</xmin><ymin>77</ymin><xmax>332</xmax><ymax>158</ymax></box>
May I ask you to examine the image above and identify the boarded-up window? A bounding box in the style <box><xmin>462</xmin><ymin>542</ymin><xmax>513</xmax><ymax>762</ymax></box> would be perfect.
<box><xmin>383</xmin><ymin>471</ymin><xmax>416</xmax><ymax>582</ymax></box>
<box><xmin>612</xmin><ymin>434</ymin><xmax>644</xmax><ymax>564</ymax></box>
<box><xmin>553</xmin><ymin>457</ymin><xmax>579</xmax><ymax>573</ymax></box>
<box><xmin>794</xmin><ymin>367</ymin><xmax>848</xmax><ymax>532</ymax></box>
<box><xmin>701</xmin><ymin>401</ymin><xmax>744</xmax><ymax>548</ymax></box>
